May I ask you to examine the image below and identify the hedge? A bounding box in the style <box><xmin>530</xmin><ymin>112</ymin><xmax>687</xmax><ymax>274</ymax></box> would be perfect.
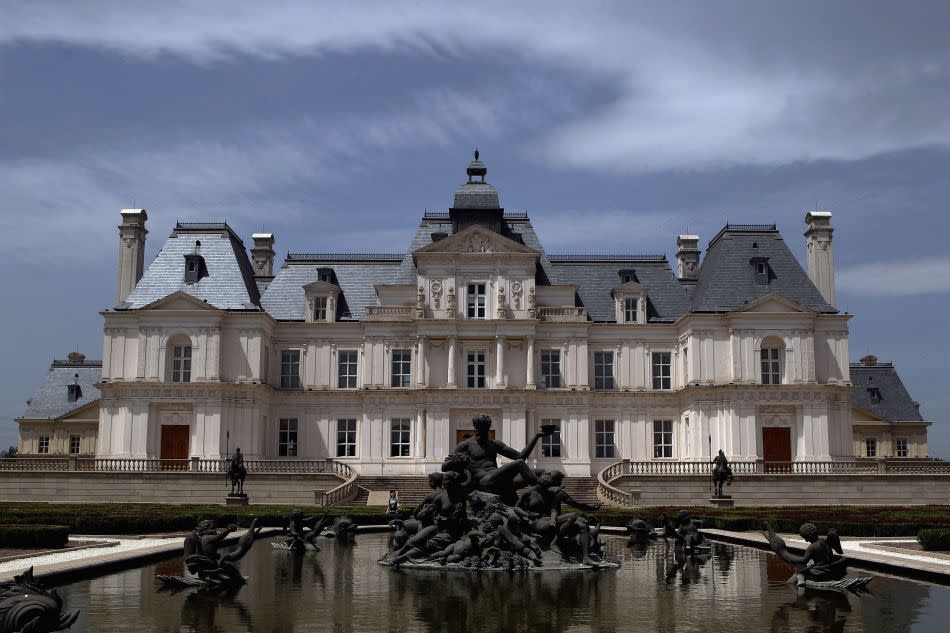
<box><xmin>918</xmin><ymin>528</ymin><xmax>950</xmax><ymax>551</ymax></box>
<box><xmin>0</xmin><ymin>503</ymin><xmax>946</xmax><ymax>537</ymax></box>
<box><xmin>0</xmin><ymin>524</ymin><xmax>69</xmax><ymax>549</ymax></box>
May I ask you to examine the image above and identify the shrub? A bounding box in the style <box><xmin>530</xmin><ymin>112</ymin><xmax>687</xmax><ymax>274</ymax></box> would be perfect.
<box><xmin>918</xmin><ymin>528</ymin><xmax>950</xmax><ymax>551</ymax></box>
<box><xmin>0</xmin><ymin>524</ymin><xmax>69</xmax><ymax>549</ymax></box>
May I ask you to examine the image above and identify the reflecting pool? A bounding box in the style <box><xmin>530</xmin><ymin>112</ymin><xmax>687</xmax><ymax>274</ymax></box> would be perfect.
<box><xmin>57</xmin><ymin>534</ymin><xmax>948</xmax><ymax>632</ymax></box>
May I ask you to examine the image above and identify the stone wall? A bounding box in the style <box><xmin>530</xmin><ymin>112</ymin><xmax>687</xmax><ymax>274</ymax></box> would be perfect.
<box><xmin>0</xmin><ymin>471</ymin><xmax>344</xmax><ymax>506</ymax></box>
<box><xmin>611</xmin><ymin>474</ymin><xmax>950</xmax><ymax>507</ymax></box>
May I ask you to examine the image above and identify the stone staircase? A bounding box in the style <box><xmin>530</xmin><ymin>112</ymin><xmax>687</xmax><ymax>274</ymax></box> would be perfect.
<box><xmin>353</xmin><ymin>474</ymin><xmax>599</xmax><ymax>508</ymax></box>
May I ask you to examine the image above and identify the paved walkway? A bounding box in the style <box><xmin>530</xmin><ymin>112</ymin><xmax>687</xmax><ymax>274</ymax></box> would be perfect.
<box><xmin>703</xmin><ymin>528</ymin><xmax>950</xmax><ymax>583</ymax></box>
<box><xmin>0</xmin><ymin>528</ymin><xmax>282</xmax><ymax>584</ymax></box>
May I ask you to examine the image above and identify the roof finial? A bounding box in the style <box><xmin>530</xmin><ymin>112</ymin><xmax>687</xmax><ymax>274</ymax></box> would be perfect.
<box><xmin>474</xmin><ymin>147</ymin><xmax>479</xmax><ymax>161</ymax></box>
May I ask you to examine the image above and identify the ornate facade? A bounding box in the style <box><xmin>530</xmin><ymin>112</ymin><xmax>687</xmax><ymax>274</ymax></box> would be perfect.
<box><xmin>15</xmin><ymin>153</ymin><xmax>933</xmax><ymax>473</ymax></box>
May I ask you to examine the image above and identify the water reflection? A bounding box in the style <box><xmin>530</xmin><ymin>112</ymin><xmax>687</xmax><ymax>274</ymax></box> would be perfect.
<box><xmin>56</xmin><ymin>534</ymin><xmax>945</xmax><ymax>633</ymax></box>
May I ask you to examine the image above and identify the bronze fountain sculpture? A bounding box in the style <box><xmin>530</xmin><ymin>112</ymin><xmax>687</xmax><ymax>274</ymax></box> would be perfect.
<box><xmin>0</xmin><ymin>567</ymin><xmax>79</xmax><ymax>633</ymax></box>
<box><xmin>762</xmin><ymin>521</ymin><xmax>871</xmax><ymax>591</ymax></box>
<box><xmin>377</xmin><ymin>414</ymin><xmax>619</xmax><ymax>571</ymax></box>
<box><xmin>156</xmin><ymin>518</ymin><xmax>263</xmax><ymax>590</ymax></box>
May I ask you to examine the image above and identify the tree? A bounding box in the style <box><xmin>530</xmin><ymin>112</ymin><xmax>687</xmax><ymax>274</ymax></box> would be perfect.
<box><xmin>0</xmin><ymin>446</ymin><xmax>18</xmax><ymax>459</ymax></box>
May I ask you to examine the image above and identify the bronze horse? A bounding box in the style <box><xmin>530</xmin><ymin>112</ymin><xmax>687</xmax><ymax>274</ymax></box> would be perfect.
<box><xmin>227</xmin><ymin>448</ymin><xmax>247</xmax><ymax>496</ymax></box>
<box><xmin>712</xmin><ymin>449</ymin><xmax>733</xmax><ymax>497</ymax></box>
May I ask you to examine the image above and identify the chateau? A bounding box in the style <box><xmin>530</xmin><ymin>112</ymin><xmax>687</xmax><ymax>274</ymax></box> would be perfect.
<box><xmin>15</xmin><ymin>153</ymin><xmax>932</xmax><ymax>475</ymax></box>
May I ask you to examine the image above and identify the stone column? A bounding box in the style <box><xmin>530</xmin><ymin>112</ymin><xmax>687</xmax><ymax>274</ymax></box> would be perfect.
<box><xmin>526</xmin><ymin>337</ymin><xmax>536</xmax><ymax>389</ymax></box>
<box><xmin>495</xmin><ymin>336</ymin><xmax>505</xmax><ymax>387</ymax></box>
<box><xmin>447</xmin><ymin>336</ymin><xmax>457</xmax><ymax>388</ymax></box>
<box><xmin>415</xmin><ymin>407</ymin><xmax>427</xmax><ymax>460</ymax></box>
<box><xmin>416</xmin><ymin>337</ymin><xmax>427</xmax><ymax>386</ymax></box>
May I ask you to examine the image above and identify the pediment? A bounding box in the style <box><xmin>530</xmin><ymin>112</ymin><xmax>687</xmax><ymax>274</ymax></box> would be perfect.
<box><xmin>141</xmin><ymin>291</ymin><xmax>221</xmax><ymax>311</ymax></box>
<box><xmin>59</xmin><ymin>400</ymin><xmax>101</xmax><ymax>422</ymax></box>
<box><xmin>413</xmin><ymin>225</ymin><xmax>539</xmax><ymax>257</ymax></box>
<box><xmin>302</xmin><ymin>280</ymin><xmax>341</xmax><ymax>295</ymax></box>
<box><xmin>732</xmin><ymin>294</ymin><xmax>814</xmax><ymax>314</ymax></box>
<box><xmin>611</xmin><ymin>281</ymin><xmax>649</xmax><ymax>296</ymax></box>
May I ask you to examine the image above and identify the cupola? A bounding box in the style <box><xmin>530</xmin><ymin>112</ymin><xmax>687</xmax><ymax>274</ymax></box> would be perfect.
<box><xmin>450</xmin><ymin>149</ymin><xmax>504</xmax><ymax>234</ymax></box>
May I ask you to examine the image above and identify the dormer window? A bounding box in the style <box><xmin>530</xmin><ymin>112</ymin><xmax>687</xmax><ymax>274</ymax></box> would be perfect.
<box><xmin>750</xmin><ymin>256</ymin><xmax>770</xmax><ymax>284</ymax></box>
<box><xmin>613</xmin><ymin>280</ymin><xmax>648</xmax><ymax>324</ymax></box>
<box><xmin>624</xmin><ymin>298</ymin><xmax>638</xmax><ymax>322</ymax></box>
<box><xmin>312</xmin><ymin>297</ymin><xmax>328</xmax><ymax>321</ymax></box>
<box><xmin>67</xmin><ymin>375</ymin><xmax>82</xmax><ymax>402</ymax></box>
<box><xmin>303</xmin><ymin>279</ymin><xmax>341</xmax><ymax>323</ymax></box>
<box><xmin>183</xmin><ymin>241</ymin><xmax>208</xmax><ymax>283</ymax></box>
<box><xmin>867</xmin><ymin>387</ymin><xmax>882</xmax><ymax>404</ymax></box>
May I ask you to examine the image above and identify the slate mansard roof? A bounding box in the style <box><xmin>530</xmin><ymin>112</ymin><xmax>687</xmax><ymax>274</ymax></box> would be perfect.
<box><xmin>124</xmin><ymin>161</ymin><xmax>835</xmax><ymax>324</ymax></box>
<box><xmin>20</xmin><ymin>360</ymin><xmax>102</xmax><ymax>420</ymax></box>
<box><xmin>850</xmin><ymin>361</ymin><xmax>926</xmax><ymax>423</ymax></box>
<box><xmin>689</xmin><ymin>225</ymin><xmax>836</xmax><ymax>314</ymax></box>
<box><xmin>123</xmin><ymin>223</ymin><xmax>261</xmax><ymax>311</ymax></box>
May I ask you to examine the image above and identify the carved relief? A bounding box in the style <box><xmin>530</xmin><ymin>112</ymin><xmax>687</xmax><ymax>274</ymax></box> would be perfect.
<box><xmin>462</xmin><ymin>236</ymin><xmax>493</xmax><ymax>253</ymax></box>
<box><xmin>416</xmin><ymin>285</ymin><xmax>425</xmax><ymax>318</ymax></box>
<box><xmin>431</xmin><ymin>280</ymin><xmax>443</xmax><ymax>309</ymax></box>
<box><xmin>527</xmin><ymin>287</ymin><xmax>536</xmax><ymax>318</ymax></box>
<box><xmin>511</xmin><ymin>280</ymin><xmax>523</xmax><ymax>310</ymax></box>
<box><xmin>446</xmin><ymin>286</ymin><xmax>457</xmax><ymax>318</ymax></box>
<box><xmin>497</xmin><ymin>285</ymin><xmax>507</xmax><ymax>319</ymax></box>
<box><xmin>123</xmin><ymin>237</ymin><xmax>135</xmax><ymax>248</ymax></box>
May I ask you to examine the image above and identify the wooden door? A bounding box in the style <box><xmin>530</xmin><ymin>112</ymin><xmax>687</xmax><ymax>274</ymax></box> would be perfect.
<box><xmin>455</xmin><ymin>429</ymin><xmax>495</xmax><ymax>445</ymax></box>
<box><xmin>762</xmin><ymin>427</ymin><xmax>791</xmax><ymax>472</ymax></box>
<box><xmin>160</xmin><ymin>425</ymin><xmax>190</xmax><ymax>466</ymax></box>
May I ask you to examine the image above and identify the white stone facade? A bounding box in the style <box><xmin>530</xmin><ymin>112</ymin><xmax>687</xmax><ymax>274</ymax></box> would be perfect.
<box><xmin>96</xmin><ymin>223</ymin><xmax>856</xmax><ymax>476</ymax></box>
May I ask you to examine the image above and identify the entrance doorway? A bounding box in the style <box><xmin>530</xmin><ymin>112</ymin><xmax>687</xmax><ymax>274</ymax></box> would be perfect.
<box><xmin>455</xmin><ymin>429</ymin><xmax>495</xmax><ymax>445</ymax></box>
<box><xmin>160</xmin><ymin>425</ymin><xmax>190</xmax><ymax>468</ymax></box>
<box><xmin>762</xmin><ymin>427</ymin><xmax>791</xmax><ymax>473</ymax></box>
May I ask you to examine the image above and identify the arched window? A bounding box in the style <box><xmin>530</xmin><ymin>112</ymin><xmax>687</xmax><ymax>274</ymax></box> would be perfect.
<box><xmin>760</xmin><ymin>337</ymin><xmax>784</xmax><ymax>385</ymax></box>
<box><xmin>167</xmin><ymin>334</ymin><xmax>193</xmax><ymax>383</ymax></box>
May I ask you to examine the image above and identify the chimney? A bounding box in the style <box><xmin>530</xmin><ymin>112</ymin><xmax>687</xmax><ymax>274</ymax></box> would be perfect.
<box><xmin>116</xmin><ymin>208</ymin><xmax>148</xmax><ymax>304</ymax></box>
<box><xmin>675</xmin><ymin>235</ymin><xmax>701</xmax><ymax>281</ymax></box>
<box><xmin>804</xmin><ymin>211</ymin><xmax>835</xmax><ymax>306</ymax></box>
<box><xmin>67</xmin><ymin>352</ymin><xmax>86</xmax><ymax>365</ymax></box>
<box><xmin>251</xmin><ymin>233</ymin><xmax>276</xmax><ymax>277</ymax></box>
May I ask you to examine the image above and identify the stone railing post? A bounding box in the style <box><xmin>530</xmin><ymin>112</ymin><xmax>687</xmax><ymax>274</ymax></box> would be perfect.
<box><xmin>190</xmin><ymin>456</ymin><xmax>200</xmax><ymax>472</ymax></box>
<box><xmin>67</xmin><ymin>455</ymin><xmax>78</xmax><ymax>471</ymax></box>
<box><xmin>755</xmin><ymin>459</ymin><xmax>765</xmax><ymax>474</ymax></box>
<box><xmin>877</xmin><ymin>458</ymin><xmax>887</xmax><ymax>474</ymax></box>
<box><xmin>314</xmin><ymin>489</ymin><xmax>326</xmax><ymax>506</ymax></box>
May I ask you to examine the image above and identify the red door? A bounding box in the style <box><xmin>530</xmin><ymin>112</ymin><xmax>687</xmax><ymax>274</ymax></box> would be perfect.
<box><xmin>762</xmin><ymin>427</ymin><xmax>792</xmax><ymax>473</ymax></box>
<box><xmin>160</xmin><ymin>425</ymin><xmax>190</xmax><ymax>469</ymax></box>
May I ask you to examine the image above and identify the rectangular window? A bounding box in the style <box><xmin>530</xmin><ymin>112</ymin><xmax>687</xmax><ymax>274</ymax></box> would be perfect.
<box><xmin>652</xmin><ymin>352</ymin><xmax>671</xmax><ymax>389</ymax></box>
<box><xmin>390</xmin><ymin>419</ymin><xmax>411</xmax><ymax>457</ymax></box>
<box><xmin>865</xmin><ymin>438</ymin><xmax>877</xmax><ymax>458</ymax></box>
<box><xmin>683</xmin><ymin>348</ymin><xmax>689</xmax><ymax>384</ymax></box>
<box><xmin>761</xmin><ymin>348</ymin><xmax>781</xmax><ymax>384</ymax></box>
<box><xmin>390</xmin><ymin>349</ymin><xmax>412</xmax><ymax>388</ymax></box>
<box><xmin>337</xmin><ymin>419</ymin><xmax>357</xmax><ymax>457</ymax></box>
<box><xmin>466</xmin><ymin>351</ymin><xmax>486</xmax><ymax>388</ymax></box>
<box><xmin>594</xmin><ymin>420</ymin><xmax>615</xmax><ymax>459</ymax></box>
<box><xmin>38</xmin><ymin>436</ymin><xmax>50</xmax><ymax>454</ymax></box>
<box><xmin>653</xmin><ymin>420</ymin><xmax>673</xmax><ymax>458</ymax></box>
<box><xmin>280</xmin><ymin>350</ymin><xmax>301</xmax><ymax>389</ymax></box>
<box><xmin>466</xmin><ymin>283</ymin><xmax>487</xmax><ymax>319</ymax></box>
<box><xmin>540</xmin><ymin>350</ymin><xmax>562</xmax><ymax>388</ymax></box>
<box><xmin>540</xmin><ymin>419</ymin><xmax>561</xmax><ymax>458</ymax></box>
<box><xmin>896</xmin><ymin>438</ymin><xmax>908</xmax><ymax>458</ymax></box>
<box><xmin>593</xmin><ymin>351</ymin><xmax>614</xmax><ymax>389</ymax></box>
<box><xmin>624</xmin><ymin>298</ymin><xmax>638</xmax><ymax>322</ymax></box>
<box><xmin>69</xmin><ymin>435</ymin><xmax>81</xmax><ymax>454</ymax></box>
<box><xmin>278</xmin><ymin>418</ymin><xmax>298</xmax><ymax>457</ymax></box>
<box><xmin>338</xmin><ymin>350</ymin><xmax>358</xmax><ymax>388</ymax></box>
<box><xmin>171</xmin><ymin>345</ymin><xmax>192</xmax><ymax>383</ymax></box>
<box><xmin>312</xmin><ymin>296</ymin><xmax>327</xmax><ymax>321</ymax></box>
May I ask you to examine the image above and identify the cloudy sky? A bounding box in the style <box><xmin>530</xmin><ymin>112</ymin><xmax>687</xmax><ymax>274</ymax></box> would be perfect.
<box><xmin>1</xmin><ymin>1</ymin><xmax>949</xmax><ymax>457</ymax></box>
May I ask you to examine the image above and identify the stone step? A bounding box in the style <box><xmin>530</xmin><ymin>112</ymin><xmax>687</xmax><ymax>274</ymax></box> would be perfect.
<box><xmin>353</xmin><ymin>475</ymin><xmax>600</xmax><ymax>507</ymax></box>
